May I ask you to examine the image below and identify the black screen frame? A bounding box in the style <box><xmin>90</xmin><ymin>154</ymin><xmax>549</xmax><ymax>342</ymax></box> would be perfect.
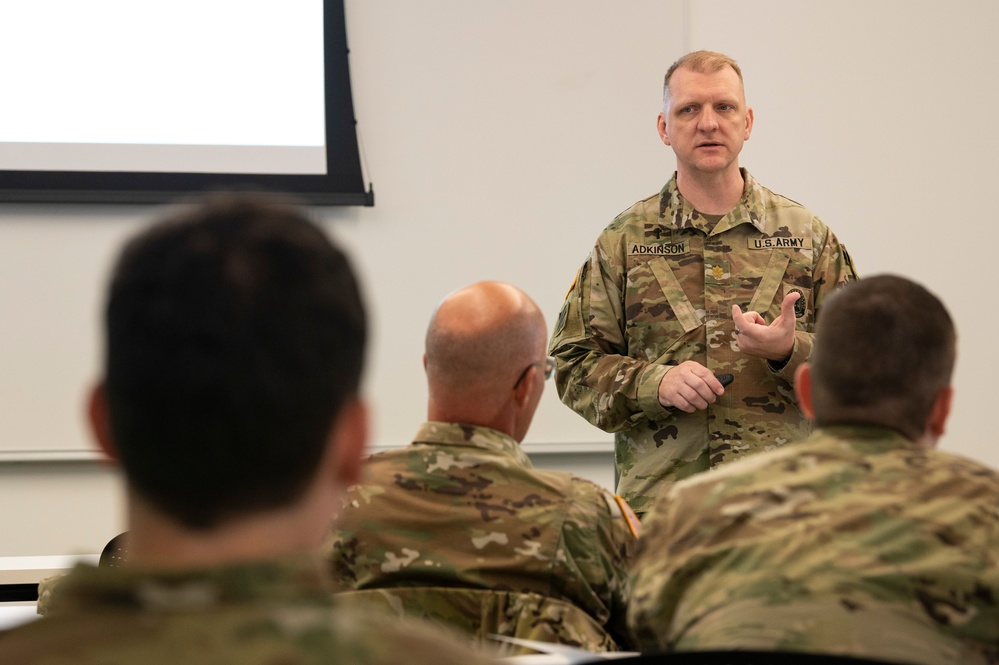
<box><xmin>0</xmin><ymin>0</ymin><xmax>373</xmax><ymax>206</ymax></box>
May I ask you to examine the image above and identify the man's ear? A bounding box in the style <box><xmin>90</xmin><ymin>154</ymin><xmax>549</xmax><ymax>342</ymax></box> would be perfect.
<box><xmin>744</xmin><ymin>105</ymin><xmax>754</xmax><ymax>140</ymax></box>
<box><xmin>329</xmin><ymin>397</ymin><xmax>369</xmax><ymax>489</ymax></box>
<box><xmin>794</xmin><ymin>363</ymin><xmax>815</xmax><ymax>420</ymax></box>
<box><xmin>927</xmin><ymin>386</ymin><xmax>953</xmax><ymax>441</ymax></box>
<box><xmin>512</xmin><ymin>365</ymin><xmax>538</xmax><ymax>409</ymax></box>
<box><xmin>88</xmin><ymin>382</ymin><xmax>119</xmax><ymax>462</ymax></box>
<box><xmin>657</xmin><ymin>112</ymin><xmax>671</xmax><ymax>146</ymax></box>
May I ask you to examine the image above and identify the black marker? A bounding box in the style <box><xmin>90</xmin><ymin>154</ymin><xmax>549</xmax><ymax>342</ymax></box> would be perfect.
<box><xmin>715</xmin><ymin>373</ymin><xmax>734</xmax><ymax>388</ymax></box>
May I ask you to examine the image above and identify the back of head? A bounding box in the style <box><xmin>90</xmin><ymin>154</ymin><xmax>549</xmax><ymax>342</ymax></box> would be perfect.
<box><xmin>663</xmin><ymin>50</ymin><xmax>744</xmax><ymax>109</ymax></box>
<box><xmin>810</xmin><ymin>274</ymin><xmax>955</xmax><ymax>438</ymax></box>
<box><xmin>424</xmin><ymin>281</ymin><xmax>546</xmax><ymax>432</ymax></box>
<box><xmin>104</xmin><ymin>191</ymin><xmax>366</xmax><ymax>529</ymax></box>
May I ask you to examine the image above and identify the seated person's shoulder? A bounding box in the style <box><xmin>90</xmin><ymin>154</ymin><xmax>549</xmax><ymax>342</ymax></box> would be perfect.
<box><xmin>559</xmin><ymin>475</ymin><xmax>640</xmax><ymax>541</ymax></box>
<box><xmin>332</xmin><ymin>604</ymin><xmax>495</xmax><ymax>664</ymax></box>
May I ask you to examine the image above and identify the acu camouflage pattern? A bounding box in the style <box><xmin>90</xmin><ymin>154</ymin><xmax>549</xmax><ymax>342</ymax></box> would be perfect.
<box><xmin>628</xmin><ymin>424</ymin><xmax>999</xmax><ymax>664</ymax></box>
<box><xmin>326</xmin><ymin>421</ymin><xmax>637</xmax><ymax>649</ymax></box>
<box><xmin>549</xmin><ymin>169</ymin><xmax>857</xmax><ymax>513</ymax></box>
<box><xmin>0</xmin><ymin>556</ymin><xmax>486</xmax><ymax>665</ymax></box>
<box><xmin>334</xmin><ymin>587</ymin><xmax>617</xmax><ymax>655</ymax></box>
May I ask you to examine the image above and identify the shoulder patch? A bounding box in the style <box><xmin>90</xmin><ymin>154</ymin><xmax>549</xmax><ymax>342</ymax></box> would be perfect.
<box><xmin>614</xmin><ymin>495</ymin><xmax>641</xmax><ymax>539</ymax></box>
<box><xmin>565</xmin><ymin>267</ymin><xmax>580</xmax><ymax>299</ymax></box>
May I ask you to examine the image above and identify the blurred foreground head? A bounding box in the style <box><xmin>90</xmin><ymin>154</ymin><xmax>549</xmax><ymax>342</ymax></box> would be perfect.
<box><xmin>97</xmin><ymin>192</ymin><xmax>367</xmax><ymax>530</ymax></box>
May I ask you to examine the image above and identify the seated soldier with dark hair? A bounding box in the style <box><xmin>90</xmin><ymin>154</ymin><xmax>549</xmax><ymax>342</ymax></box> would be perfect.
<box><xmin>629</xmin><ymin>274</ymin><xmax>999</xmax><ymax>664</ymax></box>
<box><xmin>0</xmin><ymin>193</ymin><xmax>486</xmax><ymax>665</ymax></box>
<box><xmin>327</xmin><ymin>281</ymin><xmax>639</xmax><ymax>654</ymax></box>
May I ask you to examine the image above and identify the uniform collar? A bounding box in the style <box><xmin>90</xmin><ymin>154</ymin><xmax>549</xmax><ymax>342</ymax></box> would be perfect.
<box><xmin>47</xmin><ymin>555</ymin><xmax>332</xmax><ymax>615</ymax></box>
<box><xmin>813</xmin><ymin>423</ymin><xmax>924</xmax><ymax>455</ymax></box>
<box><xmin>413</xmin><ymin>421</ymin><xmax>533</xmax><ymax>467</ymax></box>
<box><xmin>659</xmin><ymin>167</ymin><xmax>767</xmax><ymax>235</ymax></box>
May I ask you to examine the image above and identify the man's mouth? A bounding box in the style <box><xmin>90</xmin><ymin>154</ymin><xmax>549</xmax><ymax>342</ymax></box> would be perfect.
<box><xmin>697</xmin><ymin>142</ymin><xmax>723</xmax><ymax>148</ymax></box>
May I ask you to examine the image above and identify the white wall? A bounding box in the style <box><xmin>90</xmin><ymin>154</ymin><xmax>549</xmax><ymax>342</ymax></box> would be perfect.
<box><xmin>0</xmin><ymin>0</ymin><xmax>996</xmax><ymax>556</ymax></box>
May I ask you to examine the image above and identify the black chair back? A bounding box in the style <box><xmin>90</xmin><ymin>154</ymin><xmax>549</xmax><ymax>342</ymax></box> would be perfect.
<box><xmin>580</xmin><ymin>651</ymin><xmax>916</xmax><ymax>665</ymax></box>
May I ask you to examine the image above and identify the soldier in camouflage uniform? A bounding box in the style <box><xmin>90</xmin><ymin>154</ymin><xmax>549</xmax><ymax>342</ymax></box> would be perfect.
<box><xmin>328</xmin><ymin>282</ymin><xmax>639</xmax><ymax>651</ymax></box>
<box><xmin>0</xmin><ymin>194</ymin><xmax>485</xmax><ymax>665</ymax></box>
<box><xmin>549</xmin><ymin>51</ymin><xmax>857</xmax><ymax>514</ymax></box>
<box><xmin>629</xmin><ymin>275</ymin><xmax>999</xmax><ymax>664</ymax></box>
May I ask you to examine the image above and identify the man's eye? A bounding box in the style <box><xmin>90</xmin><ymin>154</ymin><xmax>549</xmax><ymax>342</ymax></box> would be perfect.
<box><xmin>680</xmin><ymin>106</ymin><xmax>695</xmax><ymax>114</ymax></box>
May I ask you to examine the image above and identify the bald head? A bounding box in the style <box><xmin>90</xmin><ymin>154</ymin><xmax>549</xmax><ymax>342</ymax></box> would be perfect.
<box><xmin>425</xmin><ymin>282</ymin><xmax>547</xmax><ymax>436</ymax></box>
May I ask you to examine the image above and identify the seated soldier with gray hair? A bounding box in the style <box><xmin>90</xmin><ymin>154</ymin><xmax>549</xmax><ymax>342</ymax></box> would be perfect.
<box><xmin>327</xmin><ymin>281</ymin><xmax>639</xmax><ymax>654</ymax></box>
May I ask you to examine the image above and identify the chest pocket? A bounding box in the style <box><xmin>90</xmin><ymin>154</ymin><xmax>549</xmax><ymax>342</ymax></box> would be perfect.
<box><xmin>648</xmin><ymin>259</ymin><xmax>701</xmax><ymax>331</ymax></box>
<box><xmin>747</xmin><ymin>251</ymin><xmax>790</xmax><ymax>314</ymax></box>
<box><xmin>743</xmin><ymin>249</ymin><xmax>816</xmax><ymax>330</ymax></box>
<box><xmin>625</xmin><ymin>256</ymin><xmax>702</xmax><ymax>362</ymax></box>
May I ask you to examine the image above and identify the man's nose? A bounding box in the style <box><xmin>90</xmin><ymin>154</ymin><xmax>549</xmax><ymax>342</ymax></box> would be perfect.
<box><xmin>698</xmin><ymin>107</ymin><xmax>719</xmax><ymax>131</ymax></box>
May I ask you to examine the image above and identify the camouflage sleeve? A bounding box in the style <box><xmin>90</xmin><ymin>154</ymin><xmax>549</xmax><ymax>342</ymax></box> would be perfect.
<box><xmin>552</xmin><ymin>479</ymin><xmax>640</xmax><ymax>650</ymax></box>
<box><xmin>548</xmin><ymin>232</ymin><xmax>670</xmax><ymax>433</ymax></box>
<box><xmin>337</xmin><ymin>605</ymin><xmax>497</xmax><ymax>665</ymax></box>
<box><xmin>628</xmin><ymin>461</ymin><xmax>801</xmax><ymax>650</ymax></box>
<box><xmin>770</xmin><ymin>220</ymin><xmax>858</xmax><ymax>383</ymax></box>
<box><xmin>626</xmin><ymin>477</ymin><xmax>713</xmax><ymax>652</ymax></box>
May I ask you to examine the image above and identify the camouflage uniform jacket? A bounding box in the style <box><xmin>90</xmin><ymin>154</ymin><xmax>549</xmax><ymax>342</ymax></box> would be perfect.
<box><xmin>0</xmin><ymin>555</ymin><xmax>487</xmax><ymax>664</ymax></box>
<box><xmin>628</xmin><ymin>424</ymin><xmax>999</xmax><ymax>664</ymax></box>
<box><xmin>549</xmin><ymin>169</ymin><xmax>857</xmax><ymax>512</ymax></box>
<box><xmin>327</xmin><ymin>421</ymin><xmax>639</xmax><ymax>649</ymax></box>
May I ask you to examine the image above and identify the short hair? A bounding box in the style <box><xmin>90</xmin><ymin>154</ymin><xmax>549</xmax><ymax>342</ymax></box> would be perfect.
<box><xmin>425</xmin><ymin>304</ymin><xmax>543</xmax><ymax>391</ymax></box>
<box><xmin>810</xmin><ymin>274</ymin><xmax>955</xmax><ymax>437</ymax></box>
<box><xmin>662</xmin><ymin>50</ymin><xmax>744</xmax><ymax>111</ymax></box>
<box><xmin>103</xmin><ymin>192</ymin><xmax>367</xmax><ymax>529</ymax></box>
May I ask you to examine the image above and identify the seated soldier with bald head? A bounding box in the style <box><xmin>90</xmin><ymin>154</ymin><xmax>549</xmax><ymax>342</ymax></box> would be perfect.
<box><xmin>327</xmin><ymin>281</ymin><xmax>639</xmax><ymax>653</ymax></box>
